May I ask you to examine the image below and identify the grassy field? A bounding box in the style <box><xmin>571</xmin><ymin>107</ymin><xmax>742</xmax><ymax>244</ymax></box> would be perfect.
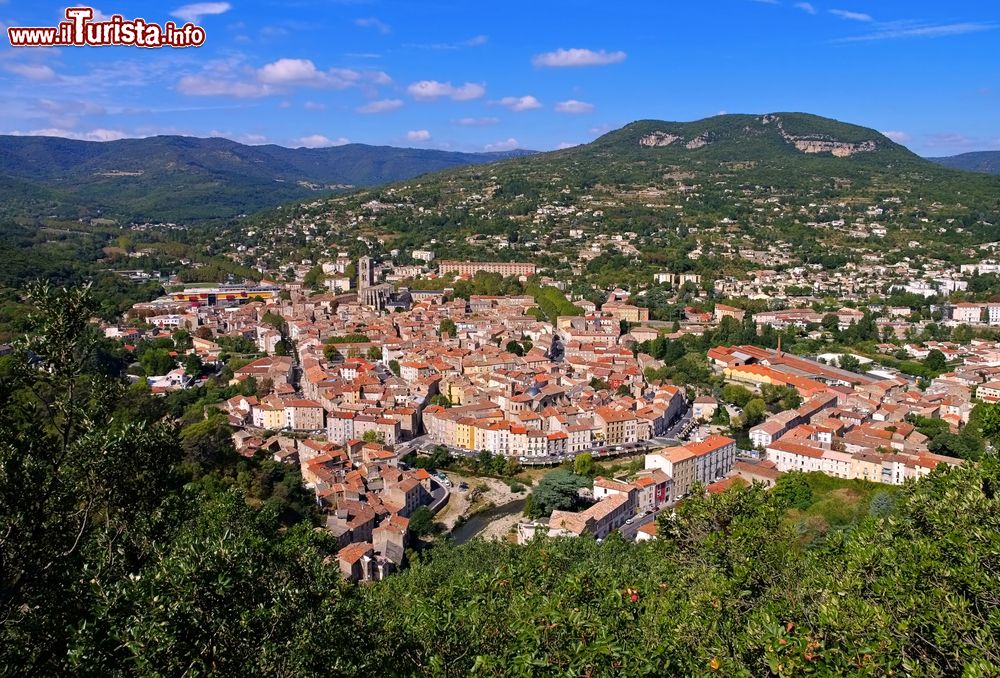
<box><xmin>783</xmin><ymin>472</ymin><xmax>897</xmax><ymax>543</ymax></box>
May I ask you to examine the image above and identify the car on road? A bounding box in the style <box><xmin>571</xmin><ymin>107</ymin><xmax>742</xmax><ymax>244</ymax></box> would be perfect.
<box><xmin>626</xmin><ymin>517</ymin><xmax>635</xmax><ymax>525</ymax></box>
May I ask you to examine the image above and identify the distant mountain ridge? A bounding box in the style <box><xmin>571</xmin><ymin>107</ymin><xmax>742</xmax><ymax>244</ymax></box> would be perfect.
<box><xmin>0</xmin><ymin>134</ymin><xmax>536</xmax><ymax>223</ymax></box>
<box><xmin>929</xmin><ymin>151</ymin><xmax>1000</xmax><ymax>175</ymax></box>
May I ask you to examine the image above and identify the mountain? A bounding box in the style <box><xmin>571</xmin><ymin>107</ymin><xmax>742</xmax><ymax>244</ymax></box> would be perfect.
<box><xmin>929</xmin><ymin>151</ymin><xmax>1000</xmax><ymax>175</ymax></box>
<box><xmin>236</xmin><ymin>112</ymin><xmax>1000</xmax><ymax>287</ymax></box>
<box><xmin>0</xmin><ymin>135</ymin><xmax>536</xmax><ymax>223</ymax></box>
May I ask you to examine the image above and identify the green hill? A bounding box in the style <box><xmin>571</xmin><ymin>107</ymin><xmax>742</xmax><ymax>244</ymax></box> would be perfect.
<box><xmin>0</xmin><ymin>134</ymin><xmax>535</xmax><ymax>223</ymax></box>
<box><xmin>930</xmin><ymin>151</ymin><xmax>1000</xmax><ymax>175</ymax></box>
<box><xmin>235</xmin><ymin>112</ymin><xmax>1000</xmax><ymax>286</ymax></box>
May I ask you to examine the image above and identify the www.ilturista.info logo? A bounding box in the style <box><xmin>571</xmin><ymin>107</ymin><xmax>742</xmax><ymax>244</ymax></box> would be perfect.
<box><xmin>7</xmin><ymin>7</ymin><xmax>207</xmax><ymax>48</ymax></box>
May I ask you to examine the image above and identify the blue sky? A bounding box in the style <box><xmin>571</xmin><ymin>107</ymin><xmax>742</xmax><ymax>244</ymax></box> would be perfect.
<box><xmin>1</xmin><ymin>0</ymin><xmax>997</xmax><ymax>155</ymax></box>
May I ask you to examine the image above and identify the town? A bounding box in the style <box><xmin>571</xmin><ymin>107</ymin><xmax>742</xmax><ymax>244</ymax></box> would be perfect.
<box><xmin>99</xmin><ymin>245</ymin><xmax>995</xmax><ymax>581</ymax></box>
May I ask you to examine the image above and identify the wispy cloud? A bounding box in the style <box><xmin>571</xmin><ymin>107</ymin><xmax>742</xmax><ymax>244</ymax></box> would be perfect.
<box><xmin>795</xmin><ymin>2</ymin><xmax>817</xmax><ymax>14</ymax></box>
<box><xmin>532</xmin><ymin>48</ymin><xmax>626</xmax><ymax>68</ymax></box>
<box><xmin>496</xmin><ymin>95</ymin><xmax>542</xmax><ymax>111</ymax></box>
<box><xmin>407</xmin><ymin>80</ymin><xmax>485</xmax><ymax>101</ymax></box>
<box><xmin>177</xmin><ymin>57</ymin><xmax>391</xmax><ymax>98</ymax></box>
<box><xmin>453</xmin><ymin>117</ymin><xmax>499</xmax><ymax>126</ymax></box>
<box><xmin>406</xmin><ymin>129</ymin><xmax>431</xmax><ymax>141</ymax></box>
<box><xmin>555</xmin><ymin>99</ymin><xmax>594</xmax><ymax>114</ymax></box>
<box><xmin>840</xmin><ymin>21</ymin><xmax>996</xmax><ymax>41</ymax></box>
<box><xmin>9</xmin><ymin>127</ymin><xmax>127</xmax><ymax>142</ymax></box>
<box><xmin>170</xmin><ymin>2</ymin><xmax>231</xmax><ymax>22</ymax></box>
<box><xmin>354</xmin><ymin>17</ymin><xmax>390</xmax><ymax>34</ymax></box>
<box><xmin>830</xmin><ymin>9</ymin><xmax>874</xmax><ymax>22</ymax></box>
<box><xmin>356</xmin><ymin>98</ymin><xmax>402</xmax><ymax>113</ymax></box>
<box><xmin>3</xmin><ymin>63</ymin><xmax>57</xmax><ymax>81</ymax></box>
<box><xmin>406</xmin><ymin>35</ymin><xmax>488</xmax><ymax>50</ymax></box>
<box><xmin>294</xmin><ymin>134</ymin><xmax>349</xmax><ymax>148</ymax></box>
<box><xmin>484</xmin><ymin>137</ymin><xmax>520</xmax><ymax>151</ymax></box>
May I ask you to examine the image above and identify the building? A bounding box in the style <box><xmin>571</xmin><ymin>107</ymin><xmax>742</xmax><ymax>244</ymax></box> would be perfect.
<box><xmin>645</xmin><ymin>435</ymin><xmax>737</xmax><ymax>500</ymax></box>
<box><xmin>284</xmin><ymin>399</ymin><xmax>325</xmax><ymax>431</ymax></box>
<box><xmin>438</xmin><ymin>261</ymin><xmax>537</xmax><ymax>278</ymax></box>
<box><xmin>167</xmin><ymin>284</ymin><xmax>280</xmax><ymax>306</ymax></box>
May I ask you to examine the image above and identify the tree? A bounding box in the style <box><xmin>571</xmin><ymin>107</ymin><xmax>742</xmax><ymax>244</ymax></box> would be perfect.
<box><xmin>388</xmin><ymin>359</ymin><xmax>400</xmax><ymax>377</ymax></box>
<box><xmin>366</xmin><ymin>346</ymin><xmax>381</xmax><ymax>361</ymax></box>
<box><xmin>362</xmin><ymin>430</ymin><xmax>386</xmax><ymax>445</ymax></box>
<box><xmin>505</xmin><ymin>340</ymin><xmax>525</xmax><ymax>356</ymax></box>
<box><xmin>573</xmin><ymin>452</ymin><xmax>595</xmax><ymax>477</ymax></box>
<box><xmin>438</xmin><ymin>318</ymin><xmax>457</xmax><ymax>337</ymax></box>
<box><xmin>172</xmin><ymin>329</ymin><xmax>193</xmax><ymax>350</ymax></box>
<box><xmin>721</xmin><ymin>384</ymin><xmax>753</xmax><ymax>408</ymax></box>
<box><xmin>183</xmin><ymin>352</ymin><xmax>203</xmax><ymax>377</ymax></box>
<box><xmin>589</xmin><ymin>377</ymin><xmax>610</xmax><ymax>391</ymax></box>
<box><xmin>428</xmin><ymin>394</ymin><xmax>452</xmax><ymax>408</ymax></box>
<box><xmin>743</xmin><ymin>398</ymin><xmax>767</xmax><ymax>427</ymax></box>
<box><xmin>772</xmin><ymin>472</ymin><xmax>813</xmax><ymax>510</ymax></box>
<box><xmin>837</xmin><ymin>354</ymin><xmax>863</xmax><ymax>373</ymax></box>
<box><xmin>525</xmin><ymin>470</ymin><xmax>588</xmax><ymax>517</ymax></box>
<box><xmin>303</xmin><ymin>264</ymin><xmax>325</xmax><ymax>290</ymax></box>
<box><xmin>179</xmin><ymin>414</ymin><xmax>236</xmax><ymax>466</ymax></box>
<box><xmin>924</xmin><ymin>348</ymin><xmax>947</xmax><ymax>373</ymax></box>
<box><xmin>0</xmin><ymin>283</ymin><xmax>182</xmax><ymax>673</ymax></box>
<box><xmin>408</xmin><ymin>506</ymin><xmax>436</xmax><ymax>538</ymax></box>
<box><xmin>140</xmin><ymin>347</ymin><xmax>175</xmax><ymax>376</ymax></box>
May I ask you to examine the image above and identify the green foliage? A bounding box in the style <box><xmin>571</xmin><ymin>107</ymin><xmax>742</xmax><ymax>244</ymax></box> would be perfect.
<box><xmin>837</xmin><ymin>353</ymin><xmax>863</xmax><ymax>373</ymax></box>
<box><xmin>368</xmin><ymin>460</ymin><xmax>1000</xmax><ymax>675</ymax></box>
<box><xmin>924</xmin><ymin>348</ymin><xmax>947</xmax><ymax>372</ymax></box>
<box><xmin>573</xmin><ymin>452</ymin><xmax>595</xmax><ymax>477</ymax></box>
<box><xmin>525</xmin><ymin>470</ymin><xmax>589</xmax><ymax>518</ymax></box>
<box><xmin>743</xmin><ymin>398</ymin><xmax>767</xmax><ymax>427</ymax></box>
<box><xmin>179</xmin><ymin>414</ymin><xmax>236</xmax><ymax>466</ymax></box>
<box><xmin>438</xmin><ymin>318</ymin><xmax>457</xmax><ymax>337</ymax></box>
<box><xmin>139</xmin><ymin>346</ymin><xmax>175</xmax><ymax>376</ymax></box>
<box><xmin>408</xmin><ymin>506</ymin><xmax>436</xmax><ymax>538</ymax></box>
<box><xmin>772</xmin><ymin>472</ymin><xmax>814</xmax><ymax>510</ymax></box>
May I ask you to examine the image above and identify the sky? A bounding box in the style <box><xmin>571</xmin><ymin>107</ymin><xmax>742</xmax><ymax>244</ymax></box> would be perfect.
<box><xmin>0</xmin><ymin>0</ymin><xmax>997</xmax><ymax>156</ymax></box>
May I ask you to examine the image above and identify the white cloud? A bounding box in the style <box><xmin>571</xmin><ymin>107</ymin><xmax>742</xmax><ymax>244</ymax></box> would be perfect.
<box><xmin>304</xmin><ymin>101</ymin><xmax>327</xmax><ymax>111</ymax></box>
<box><xmin>882</xmin><ymin>130</ymin><xmax>911</xmax><ymax>143</ymax></box>
<box><xmin>177</xmin><ymin>74</ymin><xmax>272</xmax><ymax>98</ymax></box>
<box><xmin>841</xmin><ymin>21</ymin><xmax>996</xmax><ymax>41</ymax></box>
<box><xmin>257</xmin><ymin>58</ymin><xmax>355</xmax><ymax>88</ymax></box>
<box><xmin>556</xmin><ymin>141</ymin><xmax>579</xmax><ymax>149</ymax></box>
<box><xmin>555</xmin><ymin>99</ymin><xmax>594</xmax><ymax>114</ymax></box>
<box><xmin>497</xmin><ymin>95</ymin><xmax>542</xmax><ymax>112</ymax></box>
<box><xmin>454</xmin><ymin>116</ymin><xmax>499</xmax><ymax>126</ymax></box>
<box><xmin>532</xmin><ymin>48</ymin><xmax>626</xmax><ymax>68</ymax></box>
<box><xmin>407</xmin><ymin>80</ymin><xmax>485</xmax><ymax>101</ymax></box>
<box><xmin>171</xmin><ymin>2</ymin><xmax>231</xmax><ymax>22</ymax></box>
<box><xmin>4</xmin><ymin>63</ymin><xmax>57</xmax><ymax>81</ymax></box>
<box><xmin>484</xmin><ymin>137</ymin><xmax>520</xmax><ymax>152</ymax></box>
<box><xmin>209</xmin><ymin>130</ymin><xmax>269</xmax><ymax>144</ymax></box>
<box><xmin>10</xmin><ymin>127</ymin><xmax>126</xmax><ymax>142</ymax></box>
<box><xmin>294</xmin><ymin>134</ymin><xmax>349</xmax><ymax>148</ymax></box>
<box><xmin>355</xmin><ymin>16</ymin><xmax>390</xmax><ymax>34</ymax></box>
<box><xmin>830</xmin><ymin>9</ymin><xmax>874</xmax><ymax>22</ymax></box>
<box><xmin>357</xmin><ymin>98</ymin><xmax>403</xmax><ymax>113</ymax></box>
<box><xmin>178</xmin><ymin>59</ymin><xmax>390</xmax><ymax>98</ymax></box>
<box><xmin>406</xmin><ymin>35</ymin><xmax>489</xmax><ymax>50</ymax></box>
<box><xmin>406</xmin><ymin>129</ymin><xmax>431</xmax><ymax>141</ymax></box>
<box><xmin>795</xmin><ymin>2</ymin><xmax>817</xmax><ymax>14</ymax></box>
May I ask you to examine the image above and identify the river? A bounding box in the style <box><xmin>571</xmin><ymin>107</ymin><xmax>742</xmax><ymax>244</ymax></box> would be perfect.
<box><xmin>450</xmin><ymin>498</ymin><xmax>526</xmax><ymax>545</ymax></box>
